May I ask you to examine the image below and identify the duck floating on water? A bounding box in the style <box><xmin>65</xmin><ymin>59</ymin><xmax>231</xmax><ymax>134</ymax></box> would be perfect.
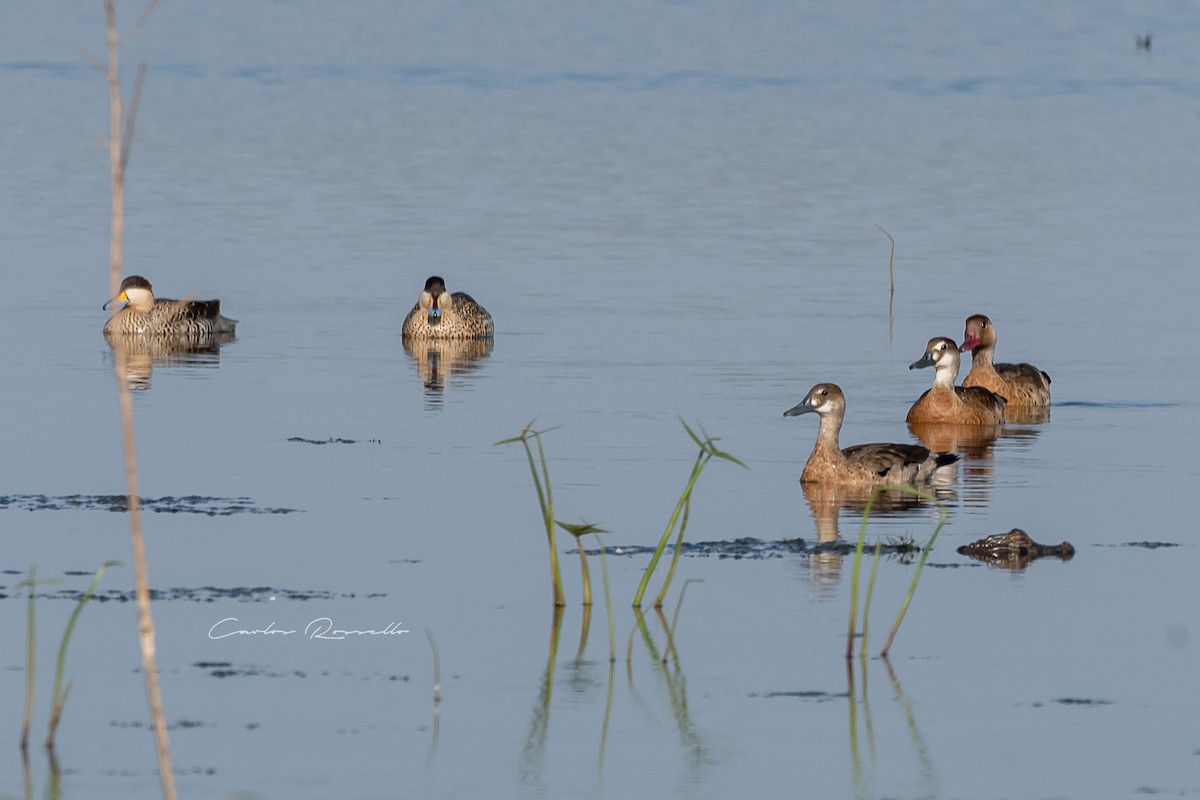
<box><xmin>785</xmin><ymin>382</ymin><xmax>958</xmax><ymax>485</ymax></box>
<box><xmin>103</xmin><ymin>275</ymin><xmax>237</xmax><ymax>340</ymax></box>
<box><xmin>959</xmin><ymin>314</ymin><xmax>1051</xmax><ymax>408</ymax></box>
<box><xmin>401</xmin><ymin>276</ymin><xmax>494</xmax><ymax>340</ymax></box>
<box><xmin>907</xmin><ymin>337</ymin><xmax>1006</xmax><ymax>425</ymax></box>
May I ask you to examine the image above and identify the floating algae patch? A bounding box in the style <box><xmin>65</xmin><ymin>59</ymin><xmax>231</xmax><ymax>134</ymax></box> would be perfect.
<box><xmin>193</xmin><ymin>662</ymin><xmax>412</xmax><ymax>681</ymax></box>
<box><xmin>1116</xmin><ymin>541</ymin><xmax>1181</xmax><ymax>550</ymax></box>
<box><xmin>0</xmin><ymin>494</ymin><xmax>301</xmax><ymax>515</ymax></box>
<box><xmin>0</xmin><ymin>585</ymin><xmax>361</xmax><ymax>603</ymax></box>
<box><xmin>579</xmin><ymin>536</ymin><xmax>923</xmax><ymax>561</ymax></box>
<box><xmin>757</xmin><ymin>690</ymin><xmax>849</xmax><ymax>702</ymax></box>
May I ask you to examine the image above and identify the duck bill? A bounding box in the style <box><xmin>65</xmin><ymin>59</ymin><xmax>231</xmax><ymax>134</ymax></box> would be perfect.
<box><xmin>102</xmin><ymin>291</ymin><xmax>127</xmax><ymax>311</ymax></box>
<box><xmin>425</xmin><ymin>296</ymin><xmax>443</xmax><ymax>325</ymax></box>
<box><xmin>909</xmin><ymin>353</ymin><xmax>936</xmax><ymax>370</ymax></box>
<box><xmin>783</xmin><ymin>398</ymin><xmax>815</xmax><ymax>417</ymax></box>
<box><xmin>960</xmin><ymin>334</ymin><xmax>980</xmax><ymax>352</ymax></box>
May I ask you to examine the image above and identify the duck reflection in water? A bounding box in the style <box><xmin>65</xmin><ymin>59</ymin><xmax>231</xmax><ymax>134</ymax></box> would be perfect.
<box><xmin>108</xmin><ymin>342</ymin><xmax>227</xmax><ymax>392</ymax></box>
<box><xmin>799</xmin><ymin>480</ymin><xmax>949</xmax><ymax>597</ymax></box>
<box><xmin>402</xmin><ymin>337</ymin><xmax>494</xmax><ymax>406</ymax></box>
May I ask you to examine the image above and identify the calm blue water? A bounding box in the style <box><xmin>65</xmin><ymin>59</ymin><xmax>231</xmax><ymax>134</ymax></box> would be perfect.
<box><xmin>3</xmin><ymin>2</ymin><xmax>1199</xmax><ymax>798</ymax></box>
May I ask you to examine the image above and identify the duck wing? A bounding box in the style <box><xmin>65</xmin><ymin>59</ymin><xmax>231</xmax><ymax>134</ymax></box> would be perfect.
<box><xmin>156</xmin><ymin>297</ymin><xmax>223</xmax><ymax>321</ymax></box>
<box><xmin>996</xmin><ymin>361</ymin><xmax>1051</xmax><ymax>386</ymax></box>
<box><xmin>842</xmin><ymin>443</ymin><xmax>933</xmax><ymax>477</ymax></box>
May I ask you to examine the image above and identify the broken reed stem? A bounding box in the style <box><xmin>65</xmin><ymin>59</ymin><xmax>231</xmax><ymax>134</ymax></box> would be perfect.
<box><xmin>425</xmin><ymin>627</ymin><xmax>441</xmax><ymax>708</ymax></box>
<box><xmin>875</xmin><ymin>224</ymin><xmax>895</xmax><ymax>317</ymax></box>
<box><xmin>103</xmin><ymin>0</ymin><xmax>175</xmax><ymax>795</ymax></box>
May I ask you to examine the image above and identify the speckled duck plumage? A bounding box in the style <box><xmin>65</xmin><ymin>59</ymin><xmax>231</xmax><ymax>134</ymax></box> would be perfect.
<box><xmin>103</xmin><ymin>275</ymin><xmax>237</xmax><ymax>340</ymax></box>
<box><xmin>907</xmin><ymin>337</ymin><xmax>1006</xmax><ymax>425</ymax></box>
<box><xmin>785</xmin><ymin>383</ymin><xmax>958</xmax><ymax>486</ymax></box>
<box><xmin>401</xmin><ymin>276</ymin><xmax>494</xmax><ymax>340</ymax></box>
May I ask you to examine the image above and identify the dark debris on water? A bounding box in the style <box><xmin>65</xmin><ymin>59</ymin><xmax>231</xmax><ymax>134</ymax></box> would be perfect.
<box><xmin>0</xmin><ymin>585</ymin><xmax>365</xmax><ymax>603</ymax></box>
<box><xmin>193</xmin><ymin>662</ymin><xmax>411</xmax><ymax>682</ymax></box>
<box><xmin>0</xmin><ymin>494</ymin><xmax>301</xmax><ymax>515</ymax></box>
<box><xmin>577</xmin><ymin>536</ymin><xmax>923</xmax><ymax>560</ymax></box>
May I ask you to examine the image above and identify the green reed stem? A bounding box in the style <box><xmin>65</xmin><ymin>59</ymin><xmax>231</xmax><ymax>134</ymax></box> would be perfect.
<box><xmin>652</xmin><ymin>453</ymin><xmax>706</xmax><ymax>609</ymax></box>
<box><xmin>576</xmin><ymin>546</ymin><xmax>592</xmax><ymax>607</ymax></box>
<box><xmin>594</xmin><ymin>534</ymin><xmax>615</xmax><ymax>663</ymax></box>
<box><xmin>663</xmin><ymin>578</ymin><xmax>702</xmax><ymax>666</ymax></box>
<box><xmin>880</xmin><ymin>492</ymin><xmax>947</xmax><ymax>658</ymax></box>
<box><xmin>46</xmin><ymin>561</ymin><xmax>120</xmax><ymax>750</ymax></box>
<box><xmin>17</xmin><ymin>566</ymin><xmax>38</xmax><ymax>752</ymax></box>
<box><xmin>496</xmin><ymin>423</ymin><xmax>565</xmax><ymax>607</ymax></box>
<box><xmin>860</xmin><ymin>541</ymin><xmax>883</xmax><ymax>657</ymax></box>
<box><xmin>633</xmin><ymin>419</ymin><xmax>745</xmax><ymax>609</ymax></box>
<box><xmin>845</xmin><ymin>490</ymin><xmax>878</xmax><ymax>659</ymax></box>
<box><xmin>843</xmin><ymin>484</ymin><xmax>947</xmax><ymax>658</ymax></box>
<box><xmin>559</xmin><ymin>522</ymin><xmax>605</xmax><ymax>609</ymax></box>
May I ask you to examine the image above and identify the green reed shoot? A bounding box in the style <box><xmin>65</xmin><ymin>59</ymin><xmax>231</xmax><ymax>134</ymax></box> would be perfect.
<box><xmin>859</xmin><ymin>540</ymin><xmax>884</xmax><ymax>656</ymax></box>
<box><xmin>633</xmin><ymin>419</ymin><xmax>746</xmax><ymax>609</ymax></box>
<box><xmin>45</xmin><ymin>561</ymin><xmax>120</xmax><ymax>750</ymax></box>
<box><xmin>880</xmin><ymin>494</ymin><xmax>946</xmax><ymax>658</ymax></box>
<box><xmin>495</xmin><ymin>422</ymin><xmax>566</xmax><ymax>606</ymax></box>
<box><xmin>558</xmin><ymin>521</ymin><xmax>607</xmax><ymax>607</ymax></box>
<box><xmin>16</xmin><ymin>566</ymin><xmax>57</xmax><ymax>752</ymax></box>
<box><xmin>593</xmin><ymin>534</ymin><xmax>616</xmax><ymax>663</ymax></box>
<box><xmin>845</xmin><ymin>485</ymin><xmax>947</xmax><ymax>658</ymax></box>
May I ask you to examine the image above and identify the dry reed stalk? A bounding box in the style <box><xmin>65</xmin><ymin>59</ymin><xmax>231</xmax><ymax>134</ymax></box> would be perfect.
<box><xmin>102</xmin><ymin>1</ymin><xmax>175</xmax><ymax>795</ymax></box>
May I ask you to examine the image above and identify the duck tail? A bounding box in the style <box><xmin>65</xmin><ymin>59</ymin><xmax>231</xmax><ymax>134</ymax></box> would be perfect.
<box><xmin>934</xmin><ymin>452</ymin><xmax>960</xmax><ymax>468</ymax></box>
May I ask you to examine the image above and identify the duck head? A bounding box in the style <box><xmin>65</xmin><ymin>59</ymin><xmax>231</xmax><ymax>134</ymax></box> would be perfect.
<box><xmin>784</xmin><ymin>382</ymin><xmax>846</xmax><ymax>418</ymax></box>
<box><xmin>959</xmin><ymin>314</ymin><xmax>995</xmax><ymax>353</ymax></box>
<box><xmin>103</xmin><ymin>275</ymin><xmax>155</xmax><ymax>311</ymax></box>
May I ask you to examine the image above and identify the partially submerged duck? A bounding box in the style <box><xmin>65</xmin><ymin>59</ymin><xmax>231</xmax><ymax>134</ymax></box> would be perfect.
<box><xmin>908</xmin><ymin>337</ymin><xmax>1006</xmax><ymax>425</ymax></box>
<box><xmin>401</xmin><ymin>276</ymin><xmax>494</xmax><ymax>340</ymax></box>
<box><xmin>103</xmin><ymin>275</ymin><xmax>237</xmax><ymax>340</ymax></box>
<box><xmin>960</xmin><ymin>314</ymin><xmax>1051</xmax><ymax>408</ymax></box>
<box><xmin>785</xmin><ymin>382</ymin><xmax>958</xmax><ymax>485</ymax></box>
